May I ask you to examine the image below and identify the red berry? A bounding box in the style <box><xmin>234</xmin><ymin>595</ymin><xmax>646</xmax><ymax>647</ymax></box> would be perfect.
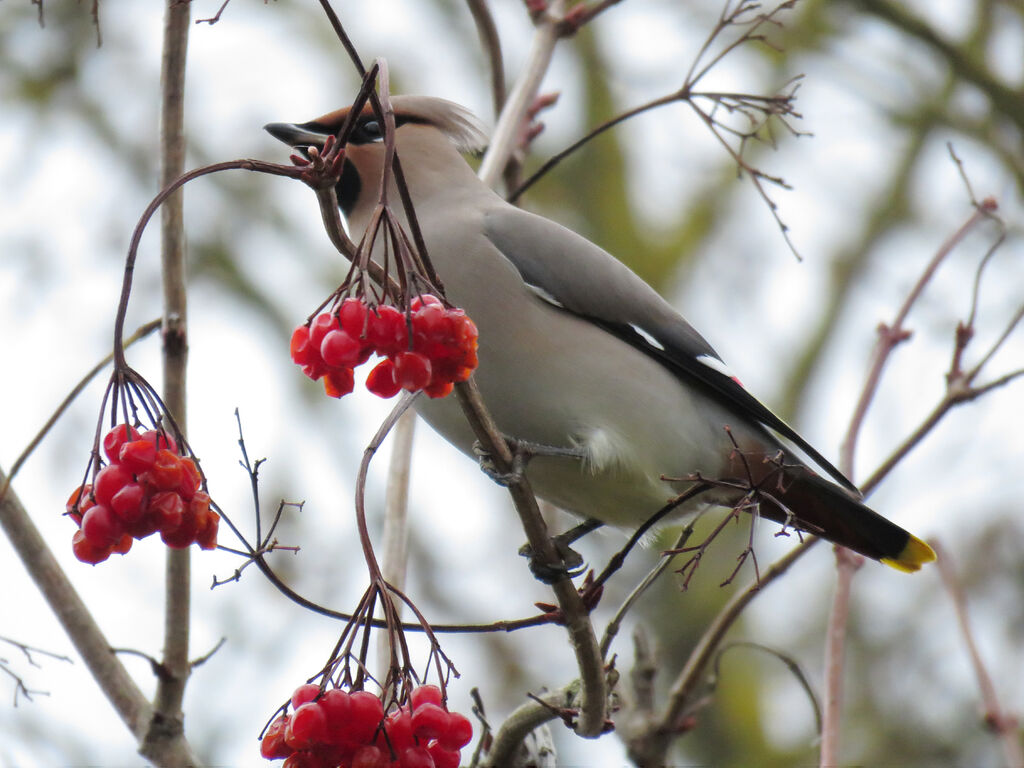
<box><xmin>145</xmin><ymin>449</ymin><xmax>184</xmax><ymax>491</ymax></box>
<box><xmin>102</xmin><ymin>424</ymin><xmax>140</xmax><ymax>464</ymax></box>
<box><xmin>147</xmin><ymin>491</ymin><xmax>184</xmax><ymax>533</ymax></box>
<box><xmin>281</xmin><ymin>751</ymin><xmax>321</xmax><ymax>768</ymax></box>
<box><xmin>291</xmin><ymin>683</ymin><xmax>321</xmax><ymax>709</ymax></box>
<box><xmin>412</xmin><ymin>303</ymin><xmax>451</xmax><ymax>344</ymax></box>
<box><xmin>160</xmin><ymin>506</ymin><xmax>198</xmax><ymax>549</ymax></box>
<box><xmin>192</xmin><ymin>493</ymin><xmax>219</xmax><ymax>550</ymax></box>
<box><xmin>196</xmin><ymin>511</ymin><xmax>219</xmax><ymax>551</ymax></box>
<box><xmin>423</xmin><ymin>380</ymin><xmax>454</xmax><ymax>399</ymax></box>
<box><xmin>397</xmin><ymin>746</ymin><xmax>435</xmax><ymax>768</ymax></box>
<box><xmin>309</xmin><ymin>312</ymin><xmax>340</xmax><ymax>350</ymax></box>
<box><xmin>82</xmin><ymin>504</ymin><xmax>123</xmax><ymax>547</ymax></box>
<box><xmin>71</xmin><ymin>529</ymin><xmax>111</xmax><ymax>564</ymax></box>
<box><xmin>286</xmin><ymin>701</ymin><xmax>328</xmax><ymax>749</ymax></box>
<box><xmin>66</xmin><ymin>484</ymin><xmax>95</xmax><ymax>521</ymax></box>
<box><xmin>119</xmin><ymin>439</ymin><xmax>158</xmax><ymax>473</ymax></box>
<box><xmin>111</xmin><ymin>533</ymin><xmax>134</xmax><ymax>555</ymax></box>
<box><xmin>178</xmin><ymin>457</ymin><xmax>200</xmax><ymax>501</ymax></box>
<box><xmin>351</xmin><ymin>745</ymin><xmax>389</xmax><ymax>768</ymax></box>
<box><xmin>141</xmin><ymin>429</ymin><xmax>178</xmax><ymax>455</ymax></box>
<box><xmin>349</xmin><ymin>690</ymin><xmax>385</xmax><ymax>742</ymax></box>
<box><xmin>319</xmin><ymin>688</ymin><xmax>351</xmax><ymax>732</ymax></box>
<box><xmin>93</xmin><ymin>464</ymin><xmax>133</xmax><ymax>507</ymax></box>
<box><xmin>427</xmin><ymin>744</ymin><xmax>461</xmax><ymax>768</ymax></box>
<box><xmin>110</xmin><ymin>482</ymin><xmax>146</xmax><ymax>524</ymax></box>
<box><xmin>128</xmin><ymin>511</ymin><xmax>160</xmax><ymax>540</ymax></box>
<box><xmin>261</xmin><ymin>715</ymin><xmax>294</xmax><ymax>759</ymax></box>
<box><xmin>366</xmin><ymin>359</ymin><xmax>401</xmax><ymax>399</ymax></box>
<box><xmin>290</xmin><ymin>325</ymin><xmax>316</xmax><ymax>367</ymax></box>
<box><xmin>339</xmin><ymin>297</ymin><xmax>371</xmax><ymax>338</ymax></box>
<box><xmin>410</xmin><ymin>294</ymin><xmax>443</xmax><ymax>312</ymax></box>
<box><xmin>320</xmin><ymin>329</ymin><xmax>370</xmax><ymax>369</ymax></box>
<box><xmin>411</xmin><ymin>703</ymin><xmax>448</xmax><ymax>741</ymax></box>
<box><xmin>301</xmin><ymin>361</ymin><xmax>327</xmax><ymax>381</ymax></box>
<box><xmin>458</xmin><ymin>347</ymin><xmax>478</xmax><ymax>373</ymax></box>
<box><xmin>453</xmin><ymin>315</ymin><xmax>478</xmax><ymax>348</ymax></box>
<box><xmin>410</xmin><ymin>685</ymin><xmax>443</xmax><ymax>710</ymax></box>
<box><xmin>380</xmin><ymin>708</ymin><xmax>414</xmax><ymax>752</ymax></box>
<box><xmin>367</xmin><ymin>305</ymin><xmax>408</xmax><ymax>356</ymax></box>
<box><xmin>322</xmin><ymin>367</ymin><xmax>355</xmax><ymax>398</ymax></box>
<box><xmin>394</xmin><ymin>352</ymin><xmax>432</xmax><ymax>391</ymax></box>
<box><xmin>439</xmin><ymin>712</ymin><xmax>473</xmax><ymax>750</ymax></box>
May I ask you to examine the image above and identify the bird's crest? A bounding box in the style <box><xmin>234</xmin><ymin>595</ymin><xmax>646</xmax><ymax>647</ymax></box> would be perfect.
<box><xmin>390</xmin><ymin>95</ymin><xmax>489</xmax><ymax>154</ymax></box>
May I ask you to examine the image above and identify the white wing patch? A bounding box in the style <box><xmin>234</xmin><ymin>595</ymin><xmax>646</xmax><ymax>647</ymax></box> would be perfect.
<box><xmin>629</xmin><ymin>323</ymin><xmax>666</xmax><ymax>351</ymax></box>
<box><xmin>696</xmin><ymin>353</ymin><xmax>744</xmax><ymax>387</ymax></box>
<box><xmin>524</xmin><ymin>281</ymin><xmax>566</xmax><ymax>309</ymax></box>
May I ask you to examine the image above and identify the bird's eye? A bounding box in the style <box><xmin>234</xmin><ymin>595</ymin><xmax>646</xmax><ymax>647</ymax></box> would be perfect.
<box><xmin>359</xmin><ymin>120</ymin><xmax>383</xmax><ymax>142</ymax></box>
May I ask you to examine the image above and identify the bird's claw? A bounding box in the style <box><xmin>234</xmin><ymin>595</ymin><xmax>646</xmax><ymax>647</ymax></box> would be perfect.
<box><xmin>474</xmin><ymin>436</ymin><xmax>586</xmax><ymax>487</ymax></box>
<box><xmin>519</xmin><ymin>518</ymin><xmax>602</xmax><ymax>584</ymax></box>
<box><xmin>520</xmin><ymin>536</ymin><xmax>587</xmax><ymax>584</ymax></box>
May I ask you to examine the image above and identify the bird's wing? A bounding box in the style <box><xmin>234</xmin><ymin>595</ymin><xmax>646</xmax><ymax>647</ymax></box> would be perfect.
<box><xmin>482</xmin><ymin>206</ymin><xmax>859</xmax><ymax>495</ymax></box>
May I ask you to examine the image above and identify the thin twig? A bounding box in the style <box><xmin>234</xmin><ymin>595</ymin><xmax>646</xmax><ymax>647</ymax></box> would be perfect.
<box><xmin>839</xmin><ymin>195</ymin><xmax>997</xmax><ymax>478</ymax></box>
<box><xmin>711</xmin><ymin>641</ymin><xmax>822</xmax><ymax>735</ymax></box>
<box><xmin>599</xmin><ymin>524</ymin><xmax>697</xmax><ymax>658</ymax></box>
<box><xmin>465</xmin><ymin>0</ymin><xmax>506</xmax><ymax>118</ymax></box>
<box><xmin>931</xmin><ymin>540</ymin><xmax>1024</xmax><ymax>768</ymax></box>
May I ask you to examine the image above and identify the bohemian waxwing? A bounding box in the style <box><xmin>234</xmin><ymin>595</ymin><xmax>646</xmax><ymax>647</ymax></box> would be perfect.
<box><xmin>266</xmin><ymin>96</ymin><xmax>935</xmax><ymax>573</ymax></box>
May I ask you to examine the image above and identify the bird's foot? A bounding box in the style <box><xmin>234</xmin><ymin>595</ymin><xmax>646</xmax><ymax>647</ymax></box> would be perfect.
<box><xmin>473</xmin><ymin>436</ymin><xmax>585</xmax><ymax>487</ymax></box>
<box><xmin>520</xmin><ymin>518</ymin><xmax>603</xmax><ymax>584</ymax></box>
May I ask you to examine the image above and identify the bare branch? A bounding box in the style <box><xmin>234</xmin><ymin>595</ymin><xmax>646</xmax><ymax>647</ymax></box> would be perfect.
<box><xmin>0</xmin><ymin>467</ymin><xmax>201</xmax><ymax>764</ymax></box>
<box><xmin>931</xmin><ymin>540</ymin><xmax>1024</xmax><ymax>768</ymax></box>
<box><xmin>465</xmin><ymin>0</ymin><xmax>507</xmax><ymax>118</ymax></box>
<box><xmin>454</xmin><ymin>379</ymin><xmax>607</xmax><ymax>737</ymax></box>
<box><xmin>840</xmin><ymin>202</ymin><xmax>998</xmax><ymax>479</ymax></box>
<box><xmin>478</xmin><ymin>0</ymin><xmax>568</xmax><ymax>189</ymax></box>
<box><xmin>146</xmin><ymin>2</ymin><xmax>193</xmax><ymax>759</ymax></box>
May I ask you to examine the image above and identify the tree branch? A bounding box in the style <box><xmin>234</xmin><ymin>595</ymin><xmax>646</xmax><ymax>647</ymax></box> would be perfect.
<box><xmin>931</xmin><ymin>540</ymin><xmax>1024</xmax><ymax>768</ymax></box>
<box><xmin>477</xmin><ymin>0</ymin><xmax>567</xmax><ymax>189</ymax></box>
<box><xmin>147</xmin><ymin>0</ymin><xmax>194</xmax><ymax>761</ymax></box>
<box><xmin>454</xmin><ymin>380</ymin><xmax>607</xmax><ymax>738</ymax></box>
<box><xmin>0</xmin><ymin>468</ymin><xmax>200</xmax><ymax>765</ymax></box>
<box><xmin>465</xmin><ymin>0</ymin><xmax>507</xmax><ymax>119</ymax></box>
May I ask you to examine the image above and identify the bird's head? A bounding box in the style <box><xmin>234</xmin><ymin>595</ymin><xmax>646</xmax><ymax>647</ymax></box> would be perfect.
<box><xmin>264</xmin><ymin>96</ymin><xmax>488</xmax><ymax>220</ymax></box>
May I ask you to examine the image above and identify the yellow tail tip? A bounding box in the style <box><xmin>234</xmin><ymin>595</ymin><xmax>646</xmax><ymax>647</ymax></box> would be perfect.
<box><xmin>881</xmin><ymin>535</ymin><xmax>937</xmax><ymax>573</ymax></box>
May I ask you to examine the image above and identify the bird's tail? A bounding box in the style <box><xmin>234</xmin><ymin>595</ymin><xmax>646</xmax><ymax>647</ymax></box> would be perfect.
<box><xmin>755</xmin><ymin>468</ymin><xmax>935</xmax><ymax>573</ymax></box>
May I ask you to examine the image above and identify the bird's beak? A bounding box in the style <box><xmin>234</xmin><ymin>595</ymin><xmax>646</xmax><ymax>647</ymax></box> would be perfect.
<box><xmin>263</xmin><ymin>122</ymin><xmax>331</xmax><ymax>151</ymax></box>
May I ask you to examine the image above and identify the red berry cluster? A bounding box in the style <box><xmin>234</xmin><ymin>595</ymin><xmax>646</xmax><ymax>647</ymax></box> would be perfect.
<box><xmin>290</xmin><ymin>295</ymin><xmax>478</xmax><ymax>400</ymax></box>
<box><xmin>261</xmin><ymin>684</ymin><xmax>473</xmax><ymax>768</ymax></box>
<box><xmin>66</xmin><ymin>424</ymin><xmax>219</xmax><ymax>564</ymax></box>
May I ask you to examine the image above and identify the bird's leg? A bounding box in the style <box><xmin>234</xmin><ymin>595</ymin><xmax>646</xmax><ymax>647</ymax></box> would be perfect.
<box><xmin>472</xmin><ymin>436</ymin><xmax>597</xmax><ymax>582</ymax></box>
<box><xmin>473</xmin><ymin>436</ymin><xmax>586</xmax><ymax>486</ymax></box>
<box><xmin>520</xmin><ymin>517</ymin><xmax>604</xmax><ymax>584</ymax></box>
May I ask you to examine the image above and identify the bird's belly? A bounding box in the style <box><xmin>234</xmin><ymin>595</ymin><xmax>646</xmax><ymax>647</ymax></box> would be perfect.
<box><xmin>412</xmin><ymin>315</ymin><xmax>745</xmax><ymax>528</ymax></box>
